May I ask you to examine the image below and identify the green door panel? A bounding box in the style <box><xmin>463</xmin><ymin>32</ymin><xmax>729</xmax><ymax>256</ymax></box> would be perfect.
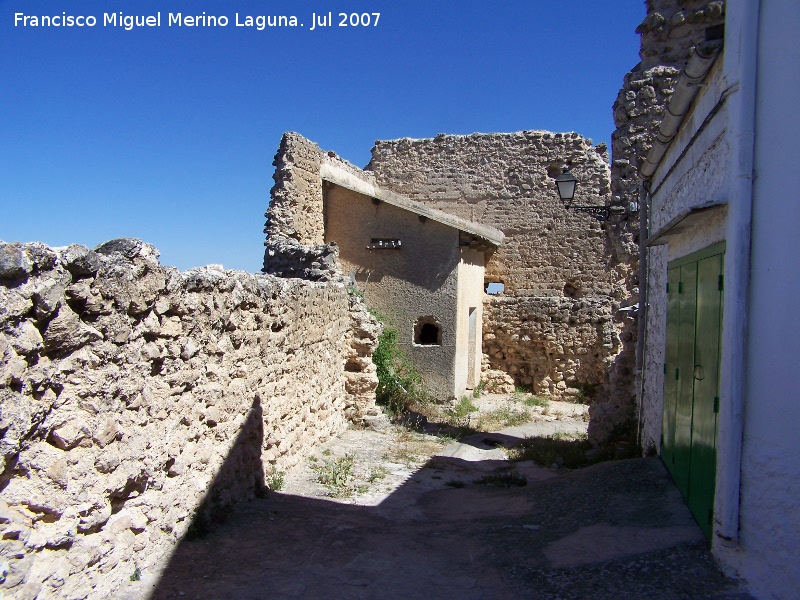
<box><xmin>662</xmin><ymin>246</ymin><xmax>724</xmax><ymax>542</ymax></box>
<box><xmin>673</xmin><ymin>262</ymin><xmax>697</xmax><ymax>495</ymax></box>
<box><xmin>687</xmin><ymin>254</ymin><xmax>723</xmax><ymax>539</ymax></box>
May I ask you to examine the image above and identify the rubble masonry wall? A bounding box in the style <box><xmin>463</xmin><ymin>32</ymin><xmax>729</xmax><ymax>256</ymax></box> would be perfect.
<box><xmin>0</xmin><ymin>238</ymin><xmax>379</xmax><ymax>599</ymax></box>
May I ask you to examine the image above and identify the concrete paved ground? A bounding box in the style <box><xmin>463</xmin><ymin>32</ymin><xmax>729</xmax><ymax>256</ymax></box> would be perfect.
<box><xmin>122</xmin><ymin>410</ymin><xmax>752</xmax><ymax>599</ymax></box>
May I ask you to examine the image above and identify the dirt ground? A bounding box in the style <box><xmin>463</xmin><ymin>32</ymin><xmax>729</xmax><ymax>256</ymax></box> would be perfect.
<box><xmin>120</xmin><ymin>394</ymin><xmax>752</xmax><ymax>599</ymax></box>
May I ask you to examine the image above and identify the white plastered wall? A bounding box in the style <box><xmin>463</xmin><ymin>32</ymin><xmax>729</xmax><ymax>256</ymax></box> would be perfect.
<box><xmin>712</xmin><ymin>1</ymin><xmax>800</xmax><ymax>597</ymax></box>
<box><xmin>640</xmin><ymin>59</ymin><xmax>731</xmax><ymax>455</ymax></box>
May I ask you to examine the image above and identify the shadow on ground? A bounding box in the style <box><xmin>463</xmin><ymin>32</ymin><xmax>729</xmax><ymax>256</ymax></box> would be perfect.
<box><xmin>125</xmin><ymin>448</ymin><xmax>751</xmax><ymax>599</ymax></box>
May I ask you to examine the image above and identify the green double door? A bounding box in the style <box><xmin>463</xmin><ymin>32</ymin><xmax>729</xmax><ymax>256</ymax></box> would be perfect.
<box><xmin>661</xmin><ymin>242</ymin><xmax>724</xmax><ymax>540</ymax></box>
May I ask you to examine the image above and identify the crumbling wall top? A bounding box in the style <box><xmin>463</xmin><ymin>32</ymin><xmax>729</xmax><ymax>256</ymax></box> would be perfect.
<box><xmin>365</xmin><ymin>130</ymin><xmax>618</xmax><ymax>297</ymax></box>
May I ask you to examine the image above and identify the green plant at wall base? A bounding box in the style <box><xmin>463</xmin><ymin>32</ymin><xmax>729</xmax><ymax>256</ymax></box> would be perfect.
<box><xmin>449</xmin><ymin>396</ymin><xmax>478</xmax><ymax>419</ymax></box>
<box><xmin>265</xmin><ymin>471</ymin><xmax>285</xmax><ymax>491</ymax></box>
<box><xmin>472</xmin><ymin>380</ymin><xmax>487</xmax><ymax>398</ymax></box>
<box><xmin>347</xmin><ymin>284</ymin><xmax>365</xmax><ymax>299</ymax></box>
<box><xmin>130</xmin><ymin>567</ymin><xmax>141</xmax><ymax>582</ymax></box>
<box><xmin>311</xmin><ymin>453</ymin><xmax>361</xmax><ymax>498</ymax></box>
<box><xmin>372</xmin><ymin>321</ymin><xmax>425</xmax><ymax>416</ymax></box>
<box><xmin>524</xmin><ymin>395</ymin><xmax>550</xmax><ymax>408</ymax></box>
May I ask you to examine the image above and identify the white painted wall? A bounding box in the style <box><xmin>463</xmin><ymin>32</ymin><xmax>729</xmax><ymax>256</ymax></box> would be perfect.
<box><xmin>640</xmin><ymin>68</ymin><xmax>731</xmax><ymax>457</ymax></box>
<box><xmin>725</xmin><ymin>1</ymin><xmax>800</xmax><ymax>597</ymax></box>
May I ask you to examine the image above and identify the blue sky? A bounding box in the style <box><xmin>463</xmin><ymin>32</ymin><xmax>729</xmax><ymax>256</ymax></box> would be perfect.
<box><xmin>0</xmin><ymin>1</ymin><xmax>643</xmax><ymax>271</ymax></box>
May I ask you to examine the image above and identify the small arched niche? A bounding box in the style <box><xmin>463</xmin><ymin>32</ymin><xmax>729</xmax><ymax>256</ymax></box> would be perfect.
<box><xmin>414</xmin><ymin>316</ymin><xmax>442</xmax><ymax>346</ymax></box>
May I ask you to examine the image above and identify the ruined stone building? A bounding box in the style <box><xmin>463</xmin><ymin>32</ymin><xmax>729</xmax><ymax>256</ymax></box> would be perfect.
<box><xmin>264</xmin><ymin>131</ymin><xmax>640</xmax><ymax>442</ymax></box>
<box><xmin>264</xmin><ymin>134</ymin><xmax>505</xmax><ymax>400</ymax></box>
<box><xmin>324</xmin><ymin>166</ymin><xmax>504</xmax><ymax>400</ymax></box>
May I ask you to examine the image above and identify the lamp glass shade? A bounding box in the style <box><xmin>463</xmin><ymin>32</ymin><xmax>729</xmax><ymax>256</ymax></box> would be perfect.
<box><xmin>555</xmin><ymin>169</ymin><xmax>577</xmax><ymax>203</ymax></box>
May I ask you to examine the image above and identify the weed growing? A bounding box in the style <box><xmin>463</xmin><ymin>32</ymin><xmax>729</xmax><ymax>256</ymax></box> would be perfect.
<box><xmin>384</xmin><ymin>428</ymin><xmax>442</xmax><ymax>467</ymax></box>
<box><xmin>523</xmin><ymin>395</ymin><xmax>550</xmax><ymax>408</ymax></box>
<box><xmin>311</xmin><ymin>453</ymin><xmax>359</xmax><ymax>498</ymax></box>
<box><xmin>265</xmin><ymin>471</ymin><xmax>285</xmax><ymax>491</ymax></box>
<box><xmin>472</xmin><ymin>379</ymin><xmax>487</xmax><ymax>398</ymax></box>
<box><xmin>367</xmin><ymin>466</ymin><xmax>390</xmax><ymax>483</ymax></box>
<box><xmin>371</xmin><ymin>313</ymin><xmax>426</xmax><ymax>416</ymax></box>
<box><xmin>511</xmin><ymin>386</ymin><xmax>550</xmax><ymax>409</ymax></box>
<box><xmin>347</xmin><ymin>284</ymin><xmax>365</xmax><ymax>299</ymax></box>
<box><xmin>448</xmin><ymin>396</ymin><xmax>478</xmax><ymax>419</ymax></box>
<box><xmin>434</xmin><ymin>430</ymin><xmax>459</xmax><ymax>444</ymax></box>
<box><xmin>475</xmin><ymin>405</ymin><xmax>532</xmax><ymax>431</ymax></box>
<box><xmin>512</xmin><ymin>385</ymin><xmax>531</xmax><ymax>401</ymax></box>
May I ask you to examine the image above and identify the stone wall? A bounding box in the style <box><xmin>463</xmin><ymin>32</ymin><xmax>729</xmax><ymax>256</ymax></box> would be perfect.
<box><xmin>368</xmin><ymin>132</ymin><xmax>619</xmax><ymax>297</ymax></box>
<box><xmin>611</xmin><ymin>0</ymin><xmax>726</xmax><ymax>214</ymax></box>
<box><xmin>482</xmin><ymin>297</ymin><xmax>618</xmax><ymax>400</ymax></box>
<box><xmin>265</xmin><ymin>131</ymin><xmax>328</xmax><ymax>245</ymax></box>
<box><xmin>366</xmin><ymin>132</ymin><xmax>638</xmax><ymax>442</ymax></box>
<box><xmin>0</xmin><ymin>238</ymin><xmax>379</xmax><ymax>599</ymax></box>
<box><xmin>611</xmin><ymin>0</ymin><xmax>726</xmax><ymax>451</ymax></box>
<box><xmin>264</xmin><ymin>132</ymin><xmax>378</xmax><ymax>251</ymax></box>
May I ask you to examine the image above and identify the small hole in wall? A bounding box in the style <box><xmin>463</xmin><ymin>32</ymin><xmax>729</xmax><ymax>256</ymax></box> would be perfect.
<box><xmin>563</xmin><ymin>282</ymin><xmax>581</xmax><ymax>298</ymax></box>
<box><xmin>547</xmin><ymin>163</ymin><xmax>564</xmax><ymax>179</ymax></box>
<box><xmin>414</xmin><ymin>317</ymin><xmax>442</xmax><ymax>346</ymax></box>
<box><xmin>485</xmin><ymin>281</ymin><xmax>505</xmax><ymax>295</ymax></box>
<box><xmin>151</xmin><ymin>358</ymin><xmax>164</xmax><ymax>376</ymax></box>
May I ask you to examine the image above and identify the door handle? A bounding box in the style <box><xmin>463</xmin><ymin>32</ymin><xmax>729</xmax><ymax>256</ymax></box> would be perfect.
<box><xmin>693</xmin><ymin>364</ymin><xmax>705</xmax><ymax>380</ymax></box>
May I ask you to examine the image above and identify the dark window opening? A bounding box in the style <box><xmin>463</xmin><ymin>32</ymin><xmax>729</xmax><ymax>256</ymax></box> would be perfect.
<box><xmin>414</xmin><ymin>317</ymin><xmax>442</xmax><ymax>346</ymax></box>
<box><xmin>419</xmin><ymin>324</ymin><xmax>438</xmax><ymax>345</ymax></box>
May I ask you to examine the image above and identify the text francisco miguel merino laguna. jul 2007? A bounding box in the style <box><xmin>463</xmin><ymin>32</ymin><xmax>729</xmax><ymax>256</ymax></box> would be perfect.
<box><xmin>13</xmin><ymin>11</ymin><xmax>383</xmax><ymax>31</ymax></box>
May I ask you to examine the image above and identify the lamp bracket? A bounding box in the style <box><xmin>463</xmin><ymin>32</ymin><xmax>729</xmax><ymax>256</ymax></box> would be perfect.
<box><xmin>569</xmin><ymin>205</ymin><xmax>611</xmax><ymax>221</ymax></box>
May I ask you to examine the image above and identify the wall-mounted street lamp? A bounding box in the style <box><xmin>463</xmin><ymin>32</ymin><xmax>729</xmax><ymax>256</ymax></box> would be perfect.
<box><xmin>554</xmin><ymin>167</ymin><xmax>611</xmax><ymax>221</ymax></box>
